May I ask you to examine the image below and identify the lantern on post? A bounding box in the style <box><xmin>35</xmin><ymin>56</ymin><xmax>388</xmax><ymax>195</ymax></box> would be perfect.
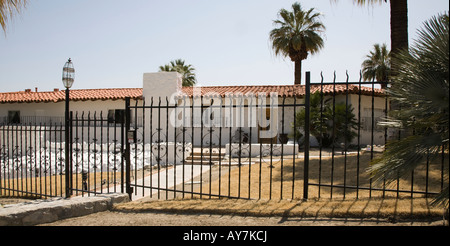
<box><xmin>62</xmin><ymin>58</ymin><xmax>75</xmax><ymax>198</ymax></box>
<box><xmin>62</xmin><ymin>58</ymin><xmax>75</xmax><ymax>89</ymax></box>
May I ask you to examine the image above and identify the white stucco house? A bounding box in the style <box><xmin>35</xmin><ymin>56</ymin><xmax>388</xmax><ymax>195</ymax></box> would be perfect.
<box><xmin>0</xmin><ymin>72</ymin><xmax>388</xmax><ymax>150</ymax></box>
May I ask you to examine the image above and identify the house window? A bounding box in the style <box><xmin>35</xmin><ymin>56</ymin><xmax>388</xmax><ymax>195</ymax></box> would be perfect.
<box><xmin>362</xmin><ymin>108</ymin><xmax>384</xmax><ymax>132</ymax></box>
<box><xmin>108</xmin><ymin>109</ymin><xmax>125</xmax><ymax>124</ymax></box>
<box><xmin>8</xmin><ymin>111</ymin><xmax>21</xmax><ymax>124</ymax></box>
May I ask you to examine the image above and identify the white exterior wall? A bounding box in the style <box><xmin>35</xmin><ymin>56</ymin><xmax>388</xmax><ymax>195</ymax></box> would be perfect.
<box><xmin>0</xmin><ymin>99</ymin><xmax>139</xmax><ymax>121</ymax></box>
<box><xmin>348</xmin><ymin>94</ymin><xmax>388</xmax><ymax>146</ymax></box>
<box><xmin>143</xmin><ymin>72</ymin><xmax>182</xmax><ymax>100</ymax></box>
<box><xmin>276</xmin><ymin>93</ymin><xmax>388</xmax><ymax>147</ymax></box>
<box><xmin>1</xmin><ymin>102</ymin><xmax>60</xmax><ymax>117</ymax></box>
<box><xmin>0</xmin><ymin>99</ymin><xmax>143</xmax><ymax>157</ymax></box>
<box><xmin>140</xmin><ymin>72</ymin><xmax>182</xmax><ymax>144</ymax></box>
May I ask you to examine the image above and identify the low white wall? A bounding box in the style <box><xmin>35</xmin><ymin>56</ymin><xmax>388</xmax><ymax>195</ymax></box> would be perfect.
<box><xmin>225</xmin><ymin>143</ymin><xmax>298</xmax><ymax>157</ymax></box>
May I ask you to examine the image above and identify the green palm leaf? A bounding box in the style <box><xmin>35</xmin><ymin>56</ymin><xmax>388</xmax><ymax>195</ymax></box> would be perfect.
<box><xmin>159</xmin><ymin>59</ymin><xmax>197</xmax><ymax>87</ymax></box>
<box><xmin>362</xmin><ymin>43</ymin><xmax>391</xmax><ymax>84</ymax></box>
<box><xmin>0</xmin><ymin>0</ymin><xmax>27</xmax><ymax>32</ymax></box>
<box><xmin>370</xmin><ymin>12</ymin><xmax>449</xmax><ymax>207</ymax></box>
<box><xmin>270</xmin><ymin>2</ymin><xmax>325</xmax><ymax>84</ymax></box>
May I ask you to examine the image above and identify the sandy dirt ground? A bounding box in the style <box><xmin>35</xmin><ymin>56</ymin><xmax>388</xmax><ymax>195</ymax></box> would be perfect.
<box><xmin>34</xmin><ymin>208</ymin><xmax>447</xmax><ymax>245</ymax></box>
<box><xmin>1</xmin><ymin>197</ymin><xmax>446</xmax><ymax>227</ymax></box>
<box><xmin>36</xmin><ymin>209</ymin><xmax>444</xmax><ymax>226</ymax></box>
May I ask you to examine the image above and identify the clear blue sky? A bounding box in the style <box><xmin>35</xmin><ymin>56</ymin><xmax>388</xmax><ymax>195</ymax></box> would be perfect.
<box><xmin>1</xmin><ymin>0</ymin><xmax>448</xmax><ymax>92</ymax></box>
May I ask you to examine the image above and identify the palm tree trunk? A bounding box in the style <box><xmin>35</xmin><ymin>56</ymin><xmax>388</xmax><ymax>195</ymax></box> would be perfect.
<box><xmin>389</xmin><ymin>0</ymin><xmax>408</xmax><ymax>78</ymax></box>
<box><xmin>294</xmin><ymin>59</ymin><xmax>302</xmax><ymax>85</ymax></box>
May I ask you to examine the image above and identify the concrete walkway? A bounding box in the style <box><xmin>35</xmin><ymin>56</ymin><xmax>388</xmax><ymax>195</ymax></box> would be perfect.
<box><xmin>102</xmin><ymin>165</ymin><xmax>211</xmax><ymax>200</ymax></box>
<box><xmin>0</xmin><ymin>193</ymin><xmax>129</xmax><ymax>226</ymax></box>
<box><xmin>0</xmin><ymin>165</ymin><xmax>210</xmax><ymax>226</ymax></box>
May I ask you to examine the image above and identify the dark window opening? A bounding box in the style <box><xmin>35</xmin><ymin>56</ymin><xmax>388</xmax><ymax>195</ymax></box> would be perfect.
<box><xmin>8</xmin><ymin>111</ymin><xmax>20</xmax><ymax>124</ymax></box>
<box><xmin>108</xmin><ymin>109</ymin><xmax>125</xmax><ymax>124</ymax></box>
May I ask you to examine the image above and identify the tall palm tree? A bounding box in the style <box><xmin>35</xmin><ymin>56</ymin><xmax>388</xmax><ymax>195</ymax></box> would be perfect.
<box><xmin>1</xmin><ymin>0</ymin><xmax>27</xmax><ymax>32</ymax></box>
<box><xmin>388</xmin><ymin>0</ymin><xmax>408</xmax><ymax>58</ymax></box>
<box><xmin>361</xmin><ymin>43</ymin><xmax>390</xmax><ymax>86</ymax></box>
<box><xmin>333</xmin><ymin>0</ymin><xmax>408</xmax><ymax>78</ymax></box>
<box><xmin>270</xmin><ymin>2</ymin><xmax>325</xmax><ymax>85</ymax></box>
<box><xmin>159</xmin><ymin>59</ymin><xmax>197</xmax><ymax>87</ymax></box>
<box><xmin>369</xmin><ymin>13</ymin><xmax>449</xmax><ymax>208</ymax></box>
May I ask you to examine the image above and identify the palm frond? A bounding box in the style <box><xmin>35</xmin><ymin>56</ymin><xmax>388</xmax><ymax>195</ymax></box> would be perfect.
<box><xmin>329</xmin><ymin>0</ymin><xmax>386</xmax><ymax>6</ymax></box>
<box><xmin>1</xmin><ymin>0</ymin><xmax>27</xmax><ymax>32</ymax></box>
<box><xmin>369</xmin><ymin>133</ymin><xmax>445</xmax><ymax>185</ymax></box>
<box><xmin>269</xmin><ymin>2</ymin><xmax>325</xmax><ymax>61</ymax></box>
<box><xmin>371</xmin><ymin>12</ymin><xmax>449</xmax><ymax>206</ymax></box>
<box><xmin>158</xmin><ymin>59</ymin><xmax>197</xmax><ymax>87</ymax></box>
<box><xmin>362</xmin><ymin>43</ymin><xmax>390</xmax><ymax>82</ymax></box>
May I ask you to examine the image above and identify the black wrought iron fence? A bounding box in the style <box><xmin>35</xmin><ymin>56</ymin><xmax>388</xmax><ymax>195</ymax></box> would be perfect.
<box><xmin>1</xmin><ymin>71</ymin><xmax>447</xmax><ymax>201</ymax></box>
<box><xmin>0</xmin><ymin>123</ymin><xmax>67</xmax><ymax>198</ymax></box>
<box><xmin>69</xmin><ymin>111</ymin><xmax>128</xmax><ymax>197</ymax></box>
<box><xmin>124</xmin><ymin>72</ymin><xmax>447</xmax><ymax>201</ymax></box>
<box><xmin>125</xmin><ymin>91</ymin><xmax>307</xmax><ymax>200</ymax></box>
<box><xmin>0</xmin><ymin>112</ymin><xmax>129</xmax><ymax>198</ymax></box>
<box><xmin>0</xmin><ymin>116</ymin><xmax>65</xmax><ymax>126</ymax></box>
<box><xmin>303</xmin><ymin>72</ymin><xmax>448</xmax><ymax>200</ymax></box>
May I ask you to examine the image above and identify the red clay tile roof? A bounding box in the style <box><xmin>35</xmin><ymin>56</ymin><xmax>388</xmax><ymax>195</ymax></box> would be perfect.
<box><xmin>1</xmin><ymin>85</ymin><xmax>383</xmax><ymax>103</ymax></box>
<box><xmin>180</xmin><ymin>84</ymin><xmax>384</xmax><ymax>97</ymax></box>
<box><xmin>0</xmin><ymin>88</ymin><xmax>143</xmax><ymax>103</ymax></box>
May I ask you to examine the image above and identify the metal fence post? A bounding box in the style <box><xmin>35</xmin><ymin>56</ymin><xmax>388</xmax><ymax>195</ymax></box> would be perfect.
<box><xmin>124</xmin><ymin>97</ymin><xmax>132</xmax><ymax>199</ymax></box>
<box><xmin>303</xmin><ymin>71</ymin><xmax>311</xmax><ymax>200</ymax></box>
<box><xmin>64</xmin><ymin>89</ymin><xmax>71</xmax><ymax>198</ymax></box>
<box><xmin>69</xmin><ymin>111</ymin><xmax>73</xmax><ymax>196</ymax></box>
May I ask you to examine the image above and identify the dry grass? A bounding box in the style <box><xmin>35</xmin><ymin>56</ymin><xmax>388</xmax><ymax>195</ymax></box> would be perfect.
<box><xmin>114</xmin><ymin>197</ymin><xmax>444</xmax><ymax>220</ymax></box>
<box><xmin>115</xmin><ymin>151</ymin><xmax>447</xmax><ymax>220</ymax></box>
<box><xmin>0</xmin><ymin>171</ymin><xmax>124</xmax><ymax>198</ymax></box>
<box><xmin>0</xmin><ymin>165</ymin><xmax>165</xmax><ymax>198</ymax></box>
<box><xmin>192</xmin><ymin>151</ymin><xmax>447</xmax><ymax>200</ymax></box>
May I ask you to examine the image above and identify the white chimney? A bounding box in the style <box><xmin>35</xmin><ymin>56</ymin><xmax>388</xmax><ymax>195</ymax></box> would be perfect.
<box><xmin>142</xmin><ymin>72</ymin><xmax>182</xmax><ymax>104</ymax></box>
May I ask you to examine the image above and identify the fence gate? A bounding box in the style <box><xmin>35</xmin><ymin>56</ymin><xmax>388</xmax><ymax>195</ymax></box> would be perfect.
<box><xmin>124</xmin><ymin>90</ymin><xmax>309</xmax><ymax>201</ymax></box>
<box><xmin>66</xmin><ymin>109</ymin><xmax>130</xmax><ymax>198</ymax></box>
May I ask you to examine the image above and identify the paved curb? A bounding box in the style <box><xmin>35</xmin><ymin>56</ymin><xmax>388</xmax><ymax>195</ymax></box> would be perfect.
<box><xmin>0</xmin><ymin>193</ymin><xmax>130</xmax><ymax>226</ymax></box>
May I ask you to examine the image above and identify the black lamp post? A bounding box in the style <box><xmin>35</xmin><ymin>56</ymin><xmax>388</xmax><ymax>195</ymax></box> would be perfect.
<box><xmin>62</xmin><ymin>58</ymin><xmax>74</xmax><ymax>198</ymax></box>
